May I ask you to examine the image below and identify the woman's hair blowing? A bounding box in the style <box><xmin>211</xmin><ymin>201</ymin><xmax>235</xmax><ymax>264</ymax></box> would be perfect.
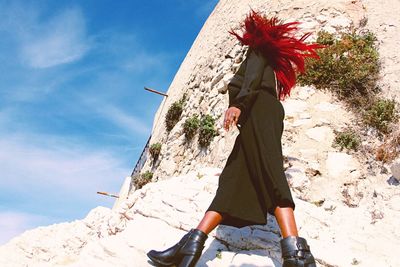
<box><xmin>230</xmin><ymin>10</ymin><xmax>322</xmax><ymax>100</ymax></box>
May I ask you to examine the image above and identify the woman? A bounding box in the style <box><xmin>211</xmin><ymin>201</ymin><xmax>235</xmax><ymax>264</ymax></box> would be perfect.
<box><xmin>147</xmin><ymin>11</ymin><xmax>321</xmax><ymax>267</ymax></box>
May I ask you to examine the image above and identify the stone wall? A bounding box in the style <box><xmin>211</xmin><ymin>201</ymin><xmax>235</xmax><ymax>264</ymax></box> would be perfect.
<box><xmin>139</xmin><ymin>0</ymin><xmax>368</xmax><ymax>182</ymax></box>
<box><xmin>2</xmin><ymin>1</ymin><xmax>400</xmax><ymax>266</ymax></box>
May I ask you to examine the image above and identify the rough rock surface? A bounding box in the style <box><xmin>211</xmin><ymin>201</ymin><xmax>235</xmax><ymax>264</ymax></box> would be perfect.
<box><xmin>390</xmin><ymin>158</ymin><xmax>400</xmax><ymax>180</ymax></box>
<box><xmin>1</xmin><ymin>0</ymin><xmax>400</xmax><ymax>266</ymax></box>
<box><xmin>1</xmin><ymin>167</ymin><xmax>399</xmax><ymax>267</ymax></box>
<box><xmin>138</xmin><ymin>0</ymin><xmax>399</xmax><ymax>182</ymax></box>
<box><xmin>362</xmin><ymin>0</ymin><xmax>400</xmax><ymax>102</ymax></box>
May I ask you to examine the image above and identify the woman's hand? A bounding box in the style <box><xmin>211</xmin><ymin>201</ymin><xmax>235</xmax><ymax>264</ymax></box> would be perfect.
<box><xmin>223</xmin><ymin>106</ymin><xmax>241</xmax><ymax>131</ymax></box>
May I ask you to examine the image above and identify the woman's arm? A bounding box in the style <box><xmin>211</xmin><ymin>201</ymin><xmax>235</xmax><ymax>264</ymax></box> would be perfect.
<box><xmin>223</xmin><ymin>49</ymin><xmax>266</xmax><ymax>131</ymax></box>
<box><xmin>229</xmin><ymin>49</ymin><xmax>266</xmax><ymax>115</ymax></box>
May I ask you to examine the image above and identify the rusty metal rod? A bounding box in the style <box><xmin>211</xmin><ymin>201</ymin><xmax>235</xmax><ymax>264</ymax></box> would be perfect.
<box><xmin>97</xmin><ymin>191</ymin><xmax>119</xmax><ymax>198</ymax></box>
<box><xmin>144</xmin><ymin>87</ymin><xmax>168</xmax><ymax>97</ymax></box>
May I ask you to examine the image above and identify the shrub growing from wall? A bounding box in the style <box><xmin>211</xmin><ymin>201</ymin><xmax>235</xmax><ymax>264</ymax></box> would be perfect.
<box><xmin>363</xmin><ymin>98</ymin><xmax>398</xmax><ymax>134</ymax></box>
<box><xmin>298</xmin><ymin>30</ymin><xmax>380</xmax><ymax>108</ymax></box>
<box><xmin>165</xmin><ymin>93</ymin><xmax>187</xmax><ymax>132</ymax></box>
<box><xmin>333</xmin><ymin>128</ymin><xmax>361</xmax><ymax>151</ymax></box>
<box><xmin>375</xmin><ymin>129</ymin><xmax>400</xmax><ymax>162</ymax></box>
<box><xmin>198</xmin><ymin>114</ymin><xmax>218</xmax><ymax>147</ymax></box>
<box><xmin>183</xmin><ymin>115</ymin><xmax>200</xmax><ymax>141</ymax></box>
<box><xmin>299</xmin><ymin>29</ymin><xmax>399</xmax><ymax>160</ymax></box>
<box><xmin>132</xmin><ymin>171</ymin><xmax>154</xmax><ymax>190</ymax></box>
<box><xmin>149</xmin><ymin>143</ymin><xmax>162</xmax><ymax>161</ymax></box>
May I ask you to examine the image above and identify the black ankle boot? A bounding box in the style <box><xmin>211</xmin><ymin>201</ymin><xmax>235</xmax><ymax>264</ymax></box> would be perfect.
<box><xmin>147</xmin><ymin>228</ymin><xmax>208</xmax><ymax>267</ymax></box>
<box><xmin>280</xmin><ymin>236</ymin><xmax>316</xmax><ymax>267</ymax></box>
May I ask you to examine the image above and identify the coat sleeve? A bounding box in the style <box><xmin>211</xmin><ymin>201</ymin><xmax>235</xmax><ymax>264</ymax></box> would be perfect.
<box><xmin>228</xmin><ymin>49</ymin><xmax>266</xmax><ymax>115</ymax></box>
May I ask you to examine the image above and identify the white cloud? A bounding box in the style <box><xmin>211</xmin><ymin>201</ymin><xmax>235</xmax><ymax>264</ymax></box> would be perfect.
<box><xmin>100</xmin><ymin>105</ymin><xmax>151</xmax><ymax>136</ymax></box>
<box><xmin>0</xmin><ymin>211</ymin><xmax>51</xmax><ymax>245</ymax></box>
<box><xmin>90</xmin><ymin>31</ymin><xmax>171</xmax><ymax>75</ymax></box>
<box><xmin>20</xmin><ymin>8</ymin><xmax>89</xmax><ymax>68</ymax></box>
<box><xmin>122</xmin><ymin>52</ymin><xmax>167</xmax><ymax>73</ymax></box>
<box><xmin>0</xmin><ymin>3</ymin><xmax>89</xmax><ymax>68</ymax></box>
<box><xmin>0</xmin><ymin>134</ymin><xmax>129</xmax><ymax>193</ymax></box>
<box><xmin>0</xmin><ymin>116</ymin><xmax>131</xmax><ymax>244</ymax></box>
<box><xmin>80</xmin><ymin>98</ymin><xmax>151</xmax><ymax>136</ymax></box>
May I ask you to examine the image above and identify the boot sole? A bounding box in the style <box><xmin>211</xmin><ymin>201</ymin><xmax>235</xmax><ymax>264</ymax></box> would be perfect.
<box><xmin>146</xmin><ymin>251</ymin><xmax>176</xmax><ymax>266</ymax></box>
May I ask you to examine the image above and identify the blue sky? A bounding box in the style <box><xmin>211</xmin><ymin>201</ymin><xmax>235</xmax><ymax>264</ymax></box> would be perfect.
<box><xmin>0</xmin><ymin>0</ymin><xmax>218</xmax><ymax>245</ymax></box>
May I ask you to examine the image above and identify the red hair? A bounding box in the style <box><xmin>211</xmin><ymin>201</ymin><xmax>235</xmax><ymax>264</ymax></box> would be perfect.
<box><xmin>230</xmin><ymin>10</ymin><xmax>322</xmax><ymax>100</ymax></box>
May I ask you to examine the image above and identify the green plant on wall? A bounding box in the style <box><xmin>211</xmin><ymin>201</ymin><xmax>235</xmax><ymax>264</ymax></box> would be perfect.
<box><xmin>333</xmin><ymin>128</ymin><xmax>361</xmax><ymax>151</ymax></box>
<box><xmin>298</xmin><ymin>30</ymin><xmax>380</xmax><ymax>108</ymax></box>
<box><xmin>165</xmin><ymin>93</ymin><xmax>188</xmax><ymax>132</ymax></box>
<box><xmin>132</xmin><ymin>171</ymin><xmax>153</xmax><ymax>190</ymax></box>
<box><xmin>375</xmin><ymin>130</ymin><xmax>400</xmax><ymax>163</ymax></box>
<box><xmin>198</xmin><ymin>114</ymin><xmax>218</xmax><ymax>147</ymax></box>
<box><xmin>363</xmin><ymin>98</ymin><xmax>398</xmax><ymax>134</ymax></box>
<box><xmin>149</xmin><ymin>142</ymin><xmax>162</xmax><ymax>161</ymax></box>
<box><xmin>183</xmin><ymin>114</ymin><xmax>200</xmax><ymax>141</ymax></box>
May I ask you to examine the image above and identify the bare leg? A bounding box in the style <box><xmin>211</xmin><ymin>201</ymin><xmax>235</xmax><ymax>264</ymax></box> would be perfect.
<box><xmin>196</xmin><ymin>211</ymin><xmax>223</xmax><ymax>235</ymax></box>
<box><xmin>274</xmin><ymin>206</ymin><xmax>298</xmax><ymax>238</ymax></box>
<box><xmin>275</xmin><ymin>206</ymin><xmax>317</xmax><ymax>266</ymax></box>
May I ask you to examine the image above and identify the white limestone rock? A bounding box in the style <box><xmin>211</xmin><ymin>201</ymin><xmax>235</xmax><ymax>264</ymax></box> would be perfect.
<box><xmin>281</xmin><ymin>99</ymin><xmax>308</xmax><ymax>117</ymax></box>
<box><xmin>315</xmin><ymin>102</ymin><xmax>340</xmax><ymax>112</ymax></box>
<box><xmin>387</xmin><ymin>194</ymin><xmax>400</xmax><ymax>211</ymax></box>
<box><xmin>326</xmin><ymin>152</ymin><xmax>358</xmax><ymax>178</ymax></box>
<box><xmin>158</xmin><ymin>157</ymin><xmax>177</xmax><ymax>177</ymax></box>
<box><xmin>295</xmin><ymin>86</ymin><xmax>316</xmax><ymax>100</ymax></box>
<box><xmin>328</xmin><ymin>16</ymin><xmax>353</xmax><ymax>30</ymax></box>
<box><xmin>3</xmin><ymin>0</ymin><xmax>400</xmax><ymax>267</ymax></box>
<box><xmin>0</xmin><ymin>206</ymin><xmax>111</xmax><ymax>267</ymax></box>
<box><xmin>299</xmin><ymin>112</ymin><xmax>311</xmax><ymax>119</ymax></box>
<box><xmin>292</xmin><ymin>118</ymin><xmax>312</xmax><ymax>127</ymax></box>
<box><xmin>390</xmin><ymin>158</ymin><xmax>400</xmax><ymax>180</ymax></box>
<box><xmin>306</xmin><ymin>126</ymin><xmax>334</xmax><ymax>143</ymax></box>
<box><xmin>112</xmin><ymin>176</ymin><xmax>132</xmax><ymax>210</ymax></box>
<box><xmin>299</xmin><ymin>148</ymin><xmax>318</xmax><ymax>160</ymax></box>
<box><xmin>2</xmin><ymin>166</ymin><xmax>400</xmax><ymax>267</ymax></box>
<box><xmin>285</xmin><ymin>167</ymin><xmax>311</xmax><ymax>191</ymax></box>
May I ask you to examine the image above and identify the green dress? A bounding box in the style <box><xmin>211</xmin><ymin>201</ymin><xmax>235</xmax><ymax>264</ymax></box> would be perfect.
<box><xmin>206</xmin><ymin>49</ymin><xmax>295</xmax><ymax>228</ymax></box>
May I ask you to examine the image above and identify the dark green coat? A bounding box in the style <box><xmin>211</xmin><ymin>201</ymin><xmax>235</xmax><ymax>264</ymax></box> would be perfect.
<box><xmin>228</xmin><ymin>49</ymin><xmax>277</xmax><ymax>115</ymax></box>
<box><xmin>206</xmin><ymin>48</ymin><xmax>295</xmax><ymax>228</ymax></box>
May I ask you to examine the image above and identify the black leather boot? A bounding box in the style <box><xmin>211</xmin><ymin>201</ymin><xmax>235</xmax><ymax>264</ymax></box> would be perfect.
<box><xmin>147</xmin><ymin>228</ymin><xmax>208</xmax><ymax>267</ymax></box>
<box><xmin>280</xmin><ymin>236</ymin><xmax>316</xmax><ymax>267</ymax></box>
